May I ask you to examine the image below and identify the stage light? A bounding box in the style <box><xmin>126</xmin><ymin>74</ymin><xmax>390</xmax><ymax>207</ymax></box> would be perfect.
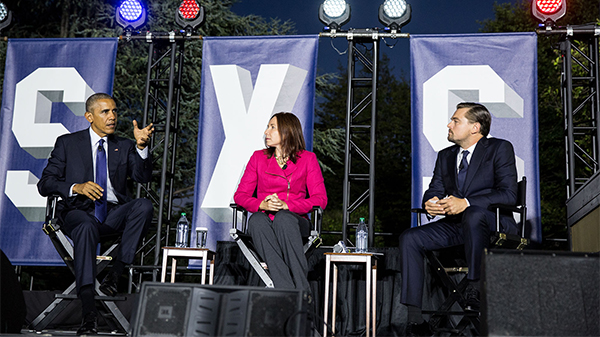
<box><xmin>532</xmin><ymin>0</ymin><xmax>566</xmax><ymax>26</ymax></box>
<box><xmin>175</xmin><ymin>0</ymin><xmax>205</xmax><ymax>34</ymax></box>
<box><xmin>318</xmin><ymin>0</ymin><xmax>351</xmax><ymax>31</ymax></box>
<box><xmin>116</xmin><ymin>0</ymin><xmax>147</xmax><ymax>30</ymax></box>
<box><xmin>379</xmin><ymin>0</ymin><xmax>411</xmax><ymax>32</ymax></box>
<box><xmin>0</xmin><ymin>2</ymin><xmax>13</xmax><ymax>32</ymax></box>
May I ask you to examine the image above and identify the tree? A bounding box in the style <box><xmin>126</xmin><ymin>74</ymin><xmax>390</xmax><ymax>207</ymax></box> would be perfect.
<box><xmin>480</xmin><ymin>0</ymin><xmax>599</xmax><ymax>245</ymax></box>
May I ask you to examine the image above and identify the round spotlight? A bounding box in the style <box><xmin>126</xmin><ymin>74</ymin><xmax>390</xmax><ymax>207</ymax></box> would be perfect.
<box><xmin>178</xmin><ymin>0</ymin><xmax>200</xmax><ymax>19</ymax></box>
<box><xmin>383</xmin><ymin>0</ymin><xmax>407</xmax><ymax>18</ymax></box>
<box><xmin>536</xmin><ymin>0</ymin><xmax>563</xmax><ymax>14</ymax></box>
<box><xmin>0</xmin><ymin>2</ymin><xmax>12</xmax><ymax>31</ymax></box>
<box><xmin>379</xmin><ymin>0</ymin><xmax>411</xmax><ymax>31</ymax></box>
<box><xmin>176</xmin><ymin>0</ymin><xmax>205</xmax><ymax>33</ymax></box>
<box><xmin>323</xmin><ymin>0</ymin><xmax>347</xmax><ymax>18</ymax></box>
<box><xmin>119</xmin><ymin>0</ymin><xmax>143</xmax><ymax>21</ymax></box>
<box><xmin>318</xmin><ymin>0</ymin><xmax>351</xmax><ymax>30</ymax></box>
<box><xmin>0</xmin><ymin>3</ymin><xmax>8</xmax><ymax>22</ymax></box>
<box><xmin>116</xmin><ymin>0</ymin><xmax>147</xmax><ymax>30</ymax></box>
<box><xmin>532</xmin><ymin>0</ymin><xmax>566</xmax><ymax>26</ymax></box>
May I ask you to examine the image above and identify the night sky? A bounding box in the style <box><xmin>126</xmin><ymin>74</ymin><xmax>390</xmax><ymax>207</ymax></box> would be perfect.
<box><xmin>231</xmin><ymin>0</ymin><xmax>521</xmax><ymax>77</ymax></box>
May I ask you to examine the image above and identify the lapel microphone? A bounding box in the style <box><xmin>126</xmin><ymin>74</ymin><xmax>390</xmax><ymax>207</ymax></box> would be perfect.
<box><xmin>282</xmin><ymin>164</ymin><xmax>287</xmax><ymax>170</ymax></box>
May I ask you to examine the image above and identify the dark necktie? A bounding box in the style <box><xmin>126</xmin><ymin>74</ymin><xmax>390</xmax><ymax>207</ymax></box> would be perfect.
<box><xmin>95</xmin><ymin>139</ymin><xmax>107</xmax><ymax>223</ymax></box>
<box><xmin>457</xmin><ymin>150</ymin><xmax>469</xmax><ymax>192</ymax></box>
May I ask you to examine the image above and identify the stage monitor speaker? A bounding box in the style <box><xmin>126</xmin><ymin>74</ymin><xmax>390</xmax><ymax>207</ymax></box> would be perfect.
<box><xmin>482</xmin><ymin>250</ymin><xmax>599</xmax><ymax>336</ymax></box>
<box><xmin>132</xmin><ymin>282</ymin><xmax>308</xmax><ymax>337</ymax></box>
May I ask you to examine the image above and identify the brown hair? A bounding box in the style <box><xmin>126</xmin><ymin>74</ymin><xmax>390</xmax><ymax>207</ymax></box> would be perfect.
<box><xmin>456</xmin><ymin>102</ymin><xmax>491</xmax><ymax>137</ymax></box>
<box><xmin>264</xmin><ymin>112</ymin><xmax>306</xmax><ymax>163</ymax></box>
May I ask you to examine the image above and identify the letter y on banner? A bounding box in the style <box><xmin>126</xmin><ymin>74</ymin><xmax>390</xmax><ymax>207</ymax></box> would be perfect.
<box><xmin>193</xmin><ymin>35</ymin><xmax>319</xmax><ymax>250</ymax></box>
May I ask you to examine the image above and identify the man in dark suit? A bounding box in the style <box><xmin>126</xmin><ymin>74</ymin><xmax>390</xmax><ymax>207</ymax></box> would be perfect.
<box><xmin>38</xmin><ymin>93</ymin><xmax>154</xmax><ymax>335</ymax></box>
<box><xmin>399</xmin><ymin>102</ymin><xmax>517</xmax><ymax>335</ymax></box>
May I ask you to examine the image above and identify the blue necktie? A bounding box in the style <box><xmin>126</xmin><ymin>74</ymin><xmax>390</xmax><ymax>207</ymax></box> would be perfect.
<box><xmin>457</xmin><ymin>150</ymin><xmax>469</xmax><ymax>192</ymax></box>
<box><xmin>95</xmin><ymin>139</ymin><xmax>107</xmax><ymax>223</ymax></box>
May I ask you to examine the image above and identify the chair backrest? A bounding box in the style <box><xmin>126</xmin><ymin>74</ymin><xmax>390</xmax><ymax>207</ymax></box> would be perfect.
<box><xmin>45</xmin><ymin>194</ymin><xmax>59</xmax><ymax>223</ymax></box>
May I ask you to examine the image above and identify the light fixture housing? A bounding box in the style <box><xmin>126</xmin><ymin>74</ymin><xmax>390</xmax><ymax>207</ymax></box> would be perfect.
<box><xmin>378</xmin><ymin>0</ymin><xmax>411</xmax><ymax>31</ymax></box>
<box><xmin>318</xmin><ymin>0</ymin><xmax>351</xmax><ymax>31</ymax></box>
<box><xmin>175</xmin><ymin>0</ymin><xmax>205</xmax><ymax>33</ymax></box>
<box><xmin>0</xmin><ymin>2</ymin><xmax>13</xmax><ymax>32</ymax></box>
<box><xmin>116</xmin><ymin>0</ymin><xmax>147</xmax><ymax>31</ymax></box>
<box><xmin>532</xmin><ymin>0</ymin><xmax>566</xmax><ymax>26</ymax></box>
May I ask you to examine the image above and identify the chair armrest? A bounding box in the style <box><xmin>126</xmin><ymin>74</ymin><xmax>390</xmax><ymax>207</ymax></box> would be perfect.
<box><xmin>411</xmin><ymin>208</ymin><xmax>427</xmax><ymax>214</ymax></box>
<box><xmin>411</xmin><ymin>208</ymin><xmax>429</xmax><ymax>226</ymax></box>
<box><xmin>488</xmin><ymin>203</ymin><xmax>521</xmax><ymax>213</ymax></box>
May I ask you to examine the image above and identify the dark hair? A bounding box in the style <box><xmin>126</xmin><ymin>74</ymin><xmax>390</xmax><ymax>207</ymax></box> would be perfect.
<box><xmin>86</xmin><ymin>93</ymin><xmax>114</xmax><ymax>113</ymax></box>
<box><xmin>264</xmin><ymin>112</ymin><xmax>306</xmax><ymax>163</ymax></box>
<box><xmin>456</xmin><ymin>102</ymin><xmax>491</xmax><ymax>137</ymax></box>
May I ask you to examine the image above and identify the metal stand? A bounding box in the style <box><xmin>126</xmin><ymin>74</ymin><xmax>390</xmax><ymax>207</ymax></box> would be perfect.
<box><xmin>121</xmin><ymin>33</ymin><xmax>201</xmax><ymax>291</ymax></box>
<box><xmin>538</xmin><ymin>25</ymin><xmax>600</xmax><ymax>249</ymax></box>
<box><xmin>320</xmin><ymin>29</ymin><xmax>408</xmax><ymax>246</ymax></box>
<box><xmin>539</xmin><ymin>25</ymin><xmax>600</xmax><ymax>197</ymax></box>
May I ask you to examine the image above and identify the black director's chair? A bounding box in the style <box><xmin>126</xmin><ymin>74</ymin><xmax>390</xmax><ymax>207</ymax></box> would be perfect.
<box><xmin>229</xmin><ymin>203</ymin><xmax>323</xmax><ymax>288</ymax></box>
<box><xmin>29</xmin><ymin>195</ymin><xmax>129</xmax><ymax>332</ymax></box>
<box><xmin>412</xmin><ymin>177</ymin><xmax>529</xmax><ymax>335</ymax></box>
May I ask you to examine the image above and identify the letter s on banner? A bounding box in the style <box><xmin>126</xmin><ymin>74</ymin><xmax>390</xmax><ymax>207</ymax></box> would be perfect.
<box><xmin>6</xmin><ymin>67</ymin><xmax>94</xmax><ymax>222</ymax></box>
<box><xmin>421</xmin><ymin>65</ymin><xmax>525</xmax><ymax>200</ymax></box>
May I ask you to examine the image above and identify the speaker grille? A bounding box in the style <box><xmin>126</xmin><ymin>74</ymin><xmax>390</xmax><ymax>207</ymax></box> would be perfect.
<box><xmin>136</xmin><ymin>285</ymin><xmax>193</xmax><ymax>337</ymax></box>
<box><xmin>483</xmin><ymin>251</ymin><xmax>599</xmax><ymax>336</ymax></box>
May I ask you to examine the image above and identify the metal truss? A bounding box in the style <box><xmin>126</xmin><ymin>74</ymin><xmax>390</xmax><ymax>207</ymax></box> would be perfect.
<box><xmin>320</xmin><ymin>29</ymin><xmax>408</xmax><ymax>246</ymax></box>
<box><xmin>121</xmin><ymin>33</ymin><xmax>197</xmax><ymax>290</ymax></box>
<box><xmin>540</xmin><ymin>25</ymin><xmax>600</xmax><ymax>197</ymax></box>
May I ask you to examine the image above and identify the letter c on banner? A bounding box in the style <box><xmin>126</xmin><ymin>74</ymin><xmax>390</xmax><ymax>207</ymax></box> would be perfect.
<box><xmin>423</xmin><ymin>65</ymin><xmax>524</xmax><ymax>152</ymax></box>
<box><xmin>6</xmin><ymin>67</ymin><xmax>94</xmax><ymax>222</ymax></box>
<box><xmin>421</xmin><ymin>65</ymin><xmax>526</xmax><ymax>206</ymax></box>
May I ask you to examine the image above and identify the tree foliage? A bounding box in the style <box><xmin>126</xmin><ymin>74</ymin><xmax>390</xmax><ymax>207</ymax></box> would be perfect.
<box><xmin>315</xmin><ymin>53</ymin><xmax>411</xmax><ymax>247</ymax></box>
<box><xmin>480</xmin><ymin>0</ymin><xmax>599</xmax><ymax>244</ymax></box>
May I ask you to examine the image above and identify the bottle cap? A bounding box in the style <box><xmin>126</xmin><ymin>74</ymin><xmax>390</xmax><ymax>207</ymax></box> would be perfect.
<box><xmin>196</xmin><ymin>227</ymin><xmax>208</xmax><ymax>231</ymax></box>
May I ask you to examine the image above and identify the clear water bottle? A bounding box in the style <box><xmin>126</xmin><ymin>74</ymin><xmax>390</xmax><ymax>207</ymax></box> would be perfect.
<box><xmin>175</xmin><ymin>213</ymin><xmax>190</xmax><ymax>248</ymax></box>
<box><xmin>356</xmin><ymin>217</ymin><xmax>368</xmax><ymax>253</ymax></box>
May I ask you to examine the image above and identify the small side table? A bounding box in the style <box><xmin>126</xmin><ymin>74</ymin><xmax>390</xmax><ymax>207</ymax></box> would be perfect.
<box><xmin>323</xmin><ymin>252</ymin><xmax>378</xmax><ymax>337</ymax></box>
<box><xmin>160</xmin><ymin>247</ymin><xmax>215</xmax><ymax>285</ymax></box>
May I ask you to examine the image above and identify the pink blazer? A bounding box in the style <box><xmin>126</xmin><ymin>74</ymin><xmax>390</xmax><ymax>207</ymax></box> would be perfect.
<box><xmin>234</xmin><ymin>149</ymin><xmax>327</xmax><ymax>216</ymax></box>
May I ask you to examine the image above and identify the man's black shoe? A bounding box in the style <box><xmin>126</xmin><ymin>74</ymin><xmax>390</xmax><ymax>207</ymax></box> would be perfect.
<box><xmin>99</xmin><ymin>272</ymin><xmax>119</xmax><ymax>297</ymax></box>
<box><xmin>77</xmin><ymin>311</ymin><xmax>98</xmax><ymax>335</ymax></box>
<box><xmin>464</xmin><ymin>283</ymin><xmax>480</xmax><ymax>312</ymax></box>
<box><xmin>405</xmin><ymin>321</ymin><xmax>433</xmax><ymax>337</ymax></box>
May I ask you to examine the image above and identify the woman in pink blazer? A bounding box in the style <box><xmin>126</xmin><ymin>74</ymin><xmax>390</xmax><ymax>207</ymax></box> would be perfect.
<box><xmin>234</xmin><ymin>112</ymin><xmax>327</xmax><ymax>291</ymax></box>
